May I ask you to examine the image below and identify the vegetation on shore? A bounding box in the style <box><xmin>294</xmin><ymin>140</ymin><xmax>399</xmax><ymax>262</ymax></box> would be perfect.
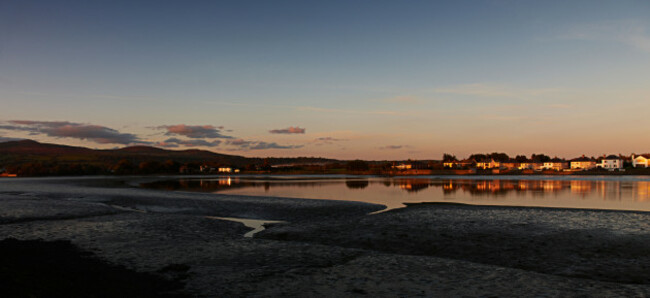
<box><xmin>2</xmin><ymin>140</ymin><xmax>649</xmax><ymax>177</ymax></box>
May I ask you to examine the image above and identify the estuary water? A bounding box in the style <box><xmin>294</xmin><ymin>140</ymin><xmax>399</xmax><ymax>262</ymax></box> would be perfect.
<box><xmin>140</xmin><ymin>175</ymin><xmax>650</xmax><ymax>212</ymax></box>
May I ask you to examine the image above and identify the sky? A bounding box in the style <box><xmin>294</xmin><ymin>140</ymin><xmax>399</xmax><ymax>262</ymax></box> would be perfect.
<box><xmin>1</xmin><ymin>0</ymin><xmax>649</xmax><ymax>160</ymax></box>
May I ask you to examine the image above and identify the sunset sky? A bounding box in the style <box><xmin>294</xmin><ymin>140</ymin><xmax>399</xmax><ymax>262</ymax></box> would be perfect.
<box><xmin>1</xmin><ymin>0</ymin><xmax>649</xmax><ymax>160</ymax></box>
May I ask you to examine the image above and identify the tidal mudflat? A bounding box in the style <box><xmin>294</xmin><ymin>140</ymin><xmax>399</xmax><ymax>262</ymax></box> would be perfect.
<box><xmin>1</xmin><ymin>176</ymin><xmax>650</xmax><ymax>297</ymax></box>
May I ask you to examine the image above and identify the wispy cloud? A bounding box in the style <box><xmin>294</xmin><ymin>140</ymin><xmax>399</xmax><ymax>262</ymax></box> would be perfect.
<box><xmin>561</xmin><ymin>20</ymin><xmax>650</xmax><ymax>53</ymax></box>
<box><xmin>155</xmin><ymin>138</ymin><xmax>222</xmax><ymax>148</ymax></box>
<box><xmin>479</xmin><ymin>115</ymin><xmax>528</xmax><ymax>122</ymax></box>
<box><xmin>314</xmin><ymin>137</ymin><xmax>348</xmax><ymax>144</ymax></box>
<box><xmin>226</xmin><ymin>138</ymin><xmax>303</xmax><ymax>150</ymax></box>
<box><xmin>269</xmin><ymin>126</ymin><xmax>306</xmax><ymax>134</ymax></box>
<box><xmin>379</xmin><ymin>145</ymin><xmax>409</xmax><ymax>150</ymax></box>
<box><xmin>434</xmin><ymin>83</ymin><xmax>563</xmax><ymax>99</ymax></box>
<box><xmin>250</xmin><ymin>142</ymin><xmax>303</xmax><ymax>150</ymax></box>
<box><xmin>0</xmin><ymin>120</ymin><xmax>143</xmax><ymax>145</ymax></box>
<box><xmin>12</xmin><ymin>91</ymin><xmax>156</xmax><ymax>103</ymax></box>
<box><xmin>384</xmin><ymin>95</ymin><xmax>418</xmax><ymax>104</ymax></box>
<box><xmin>296</xmin><ymin>106</ymin><xmax>401</xmax><ymax>115</ymax></box>
<box><xmin>547</xmin><ymin>103</ymin><xmax>573</xmax><ymax>109</ymax></box>
<box><xmin>157</xmin><ymin>124</ymin><xmax>232</xmax><ymax>139</ymax></box>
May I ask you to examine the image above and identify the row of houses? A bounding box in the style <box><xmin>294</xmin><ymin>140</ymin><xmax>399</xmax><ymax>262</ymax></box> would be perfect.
<box><xmin>444</xmin><ymin>154</ymin><xmax>650</xmax><ymax>172</ymax></box>
<box><xmin>199</xmin><ymin>165</ymin><xmax>240</xmax><ymax>173</ymax></box>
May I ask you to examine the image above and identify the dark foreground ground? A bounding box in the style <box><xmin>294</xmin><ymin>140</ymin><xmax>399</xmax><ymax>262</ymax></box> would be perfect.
<box><xmin>1</xmin><ymin>177</ymin><xmax>650</xmax><ymax>297</ymax></box>
<box><xmin>0</xmin><ymin>238</ymin><xmax>187</xmax><ymax>297</ymax></box>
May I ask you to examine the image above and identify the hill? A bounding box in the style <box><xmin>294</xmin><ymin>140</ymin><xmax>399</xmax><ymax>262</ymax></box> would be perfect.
<box><xmin>0</xmin><ymin>140</ymin><xmax>339</xmax><ymax>176</ymax></box>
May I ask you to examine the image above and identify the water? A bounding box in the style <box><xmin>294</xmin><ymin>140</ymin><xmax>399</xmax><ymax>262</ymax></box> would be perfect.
<box><xmin>141</xmin><ymin>175</ymin><xmax>650</xmax><ymax>212</ymax></box>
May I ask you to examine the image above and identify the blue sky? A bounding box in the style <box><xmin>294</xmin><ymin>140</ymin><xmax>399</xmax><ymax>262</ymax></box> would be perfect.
<box><xmin>1</xmin><ymin>0</ymin><xmax>649</xmax><ymax>159</ymax></box>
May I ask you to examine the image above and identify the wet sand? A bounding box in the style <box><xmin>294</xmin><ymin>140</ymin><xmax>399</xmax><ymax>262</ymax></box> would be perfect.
<box><xmin>1</xmin><ymin>177</ymin><xmax>650</xmax><ymax>297</ymax></box>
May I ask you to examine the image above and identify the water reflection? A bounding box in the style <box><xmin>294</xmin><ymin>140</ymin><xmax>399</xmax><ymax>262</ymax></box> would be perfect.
<box><xmin>141</xmin><ymin>177</ymin><xmax>650</xmax><ymax>211</ymax></box>
<box><xmin>345</xmin><ymin>179</ymin><xmax>369</xmax><ymax>190</ymax></box>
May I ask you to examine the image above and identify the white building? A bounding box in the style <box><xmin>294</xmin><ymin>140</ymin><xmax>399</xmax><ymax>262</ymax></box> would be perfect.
<box><xmin>476</xmin><ymin>159</ymin><xmax>501</xmax><ymax>169</ymax></box>
<box><xmin>519</xmin><ymin>161</ymin><xmax>544</xmax><ymax>171</ymax></box>
<box><xmin>598</xmin><ymin>155</ymin><xmax>623</xmax><ymax>171</ymax></box>
<box><xmin>393</xmin><ymin>163</ymin><xmax>412</xmax><ymax>170</ymax></box>
<box><xmin>543</xmin><ymin>159</ymin><xmax>568</xmax><ymax>171</ymax></box>
<box><xmin>633</xmin><ymin>154</ymin><xmax>650</xmax><ymax>168</ymax></box>
<box><xmin>570</xmin><ymin>156</ymin><xmax>597</xmax><ymax>170</ymax></box>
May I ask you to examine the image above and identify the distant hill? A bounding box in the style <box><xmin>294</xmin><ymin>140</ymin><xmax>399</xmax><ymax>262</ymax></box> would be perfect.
<box><xmin>0</xmin><ymin>140</ymin><xmax>339</xmax><ymax>169</ymax></box>
<box><xmin>0</xmin><ymin>139</ymin><xmax>95</xmax><ymax>155</ymax></box>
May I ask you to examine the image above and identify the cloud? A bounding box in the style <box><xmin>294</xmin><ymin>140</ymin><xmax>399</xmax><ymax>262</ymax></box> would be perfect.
<box><xmin>479</xmin><ymin>115</ymin><xmax>527</xmax><ymax>121</ymax></box>
<box><xmin>313</xmin><ymin>137</ymin><xmax>348</xmax><ymax>145</ymax></box>
<box><xmin>269</xmin><ymin>126</ymin><xmax>306</xmax><ymax>134</ymax></box>
<box><xmin>315</xmin><ymin>137</ymin><xmax>347</xmax><ymax>142</ymax></box>
<box><xmin>296</xmin><ymin>106</ymin><xmax>401</xmax><ymax>115</ymax></box>
<box><xmin>250</xmin><ymin>142</ymin><xmax>303</xmax><ymax>150</ymax></box>
<box><xmin>384</xmin><ymin>96</ymin><xmax>418</xmax><ymax>104</ymax></box>
<box><xmin>158</xmin><ymin>124</ymin><xmax>232</xmax><ymax>139</ymax></box>
<box><xmin>434</xmin><ymin>83</ymin><xmax>564</xmax><ymax>99</ymax></box>
<box><xmin>0</xmin><ymin>120</ymin><xmax>142</xmax><ymax>144</ymax></box>
<box><xmin>561</xmin><ymin>20</ymin><xmax>650</xmax><ymax>53</ymax></box>
<box><xmin>226</xmin><ymin>138</ymin><xmax>302</xmax><ymax>150</ymax></box>
<box><xmin>155</xmin><ymin>138</ymin><xmax>222</xmax><ymax>148</ymax></box>
<box><xmin>547</xmin><ymin>103</ymin><xmax>573</xmax><ymax>109</ymax></box>
<box><xmin>380</xmin><ymin>145</ymin><xmax>408</xmax><ymax>150</ymax></box>
<box><xmin>228</xmin><ymin>138</ymin><xmax>252</xmax><ymax>147</ymax></box>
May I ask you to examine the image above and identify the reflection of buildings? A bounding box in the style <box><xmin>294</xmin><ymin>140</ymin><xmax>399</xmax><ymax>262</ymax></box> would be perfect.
<box><xmin>396</xmin><ymin>179</ymin><xmax>430</xmax><ymax>192</ymax></box>
<box><xmin>596</xmin><ymin>181</ymin><xmax>622</xmax><ymax>200</ymax></box>
<box><xmin>437</xmin><ymin>179</ymin><xmax>646</xmax><ymax>202</ymax></box>
<box><xmin>543</xmin><ymin>180</ymin><xmax>563</xmax><ymax>191</ymax></box>
<box><xmin>570</xmin><ymin>180</ymin><xmax>592</xmax><ymax>196</ymax></box>
<box><xmin>439</xmin><ymin>179</ymin><xmax>566</xmax><ymax>195</ymax></box>
<box><xmin>633</xmin><ymin>181</ymin><xmax>650</xmax><ymax>201</ymax></box>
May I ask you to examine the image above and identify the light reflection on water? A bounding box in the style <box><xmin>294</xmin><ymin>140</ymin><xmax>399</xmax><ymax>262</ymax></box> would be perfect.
<box><xmin>141</xmin><ymin>176</ymin><xmax>650</xmax><ymax>211</ymax></box>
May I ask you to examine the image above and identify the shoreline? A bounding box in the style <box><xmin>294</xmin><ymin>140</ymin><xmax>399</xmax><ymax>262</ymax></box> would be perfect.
<box><xmin>4</xmin><ymin>166</ymin><xmax>650</xmax><ymax>178</ymax></box>
<box><xmin>1</xmin><ymin>177</ymin><xmax>650</xmax><ymax>296</ymax></box>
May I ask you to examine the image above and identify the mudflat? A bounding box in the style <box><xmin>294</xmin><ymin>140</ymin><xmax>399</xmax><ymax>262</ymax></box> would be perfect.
<box><xmin>1</xmin><ymin>177</ymin><xmax>649</xmax><ymax>297</ymax></box>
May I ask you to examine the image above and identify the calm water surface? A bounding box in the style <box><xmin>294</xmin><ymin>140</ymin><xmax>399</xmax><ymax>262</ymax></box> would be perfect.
<box><xmin>141</xmin><ymin>175</ymin><xmax>650</xmax><ymax>211</ymax></box>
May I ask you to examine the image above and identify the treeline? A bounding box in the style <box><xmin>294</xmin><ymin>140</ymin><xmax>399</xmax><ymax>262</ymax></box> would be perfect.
<box><xmin>3</xmin><ymin>159</ymin><xmax>187</xmax><ymax>177</ymax></box>
<box><xmin>3</xmin><ymin>159</ymin><xmax>375</xmax><ymax>176</ymax></box>
<box><xmin>5</xmin><ymin>162</ymin><xmax>106</xmax><ymax>176</ymax></box>
<box><xmin>443</xmin><ymin>152</ymin><xmax>554</xmax><ymax>162</ymax></box>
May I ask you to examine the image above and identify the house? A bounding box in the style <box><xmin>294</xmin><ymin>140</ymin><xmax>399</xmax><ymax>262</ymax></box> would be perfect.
<box><xmin>200</xmin><ymin>165</ymin><xmax>216</xmax><ymax>173</ymax></box>
<box><xmin>444</xmin><ymin>159</ymin><xmax>476</xmax><ymax>169</ymax></box>
<box><xmin>570</xmin><ymin>156</ymin><xmax>597</xmax><ymax>170</ymax></box>
<box><xmin>501</xmin><ymin>160</ymin><xmax>520</xmax><ymax>170</ymax></box>
<box><xmin>476</xmin><ymin>159</ymin><xmax>501</xmax><ymax>169</ymax></box>
<box><xmin>393</xmin><ymin>161</ymin><xmax>427</xmax><ymax>170</ymax></box>
<box><xmin>632</xmin><ymin>154</ymin><xmax>650</xmax><ymax>168</ymax></box>
<box><xmin>457</xmin><ymin>158</ymin><xmax>477</xmax><ymax>168</ymax></box>
<box><xmin>543</xmin><ymin>158</ymin><xmax>568</xmax><ymax>171</ymax></box>
<box><xmin>443</xmin><ymin>160</ymin><xmax>457</xmax><ymax>168</ymax></box>
<box><xmin>519</xmin><ymin>161</ymin><xmax>544</xmax><ymax>171</ymax></box>
<box><xmin>218</xmin><ymin>167</ymin><xmax>232</xmax><ymax>173</ymax></box>
<box><xmin>393</xmin><ymin>163</ymin><xmax>411</xmax><ymax>170</ymax></box>
<box><xmin>598</xmin><ymin>155</ymin><xmax>623</xmax><ymax>171</ymax></box>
